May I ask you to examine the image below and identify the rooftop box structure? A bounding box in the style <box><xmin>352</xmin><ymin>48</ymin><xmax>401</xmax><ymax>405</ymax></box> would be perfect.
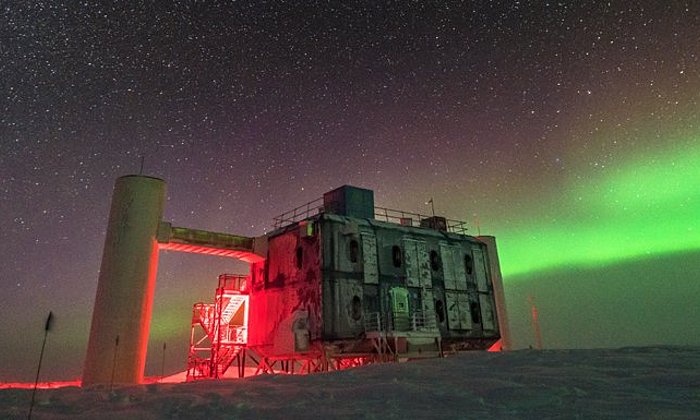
<box><xmin>323</xmin><ymin>185</ymin><xmax>375</xmax><ymax>219</ymax></box>
<box><xmin>420</xmin><ymin>216</ymin><xmax>448</xmax><ymax>232</ymax></box>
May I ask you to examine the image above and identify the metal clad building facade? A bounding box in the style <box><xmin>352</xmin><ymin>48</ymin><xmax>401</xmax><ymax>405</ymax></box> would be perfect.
<box><xmin>247</xmin><ymin>186</ymin><xmax>501</xmax><ymax>357</ymax></box>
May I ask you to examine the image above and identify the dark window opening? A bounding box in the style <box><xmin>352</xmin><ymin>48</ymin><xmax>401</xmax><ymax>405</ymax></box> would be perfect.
<box><xmin>430</xmin><ymin>250</ymin><xmax>440</xmax><ymax>271</ymax></box>
<box><xmin>296</xmin><ymin>246</ymin><xmax>303</xmax><ymax>269</ymax></box>
<box><xmin>351</xmin><ymin>295</ymin><xmax>363</xmax><ymax>321</ymax></box>
<box><xmin>465</xmin><ymin>254</ymin><xmax>474</xmax><ymax>275</ymax></box>
<box><xmin>435</xmin><ymin>300</ymin><xmax>445</xmax><ymax>323</ymax></box>
<box><xmin>470</xmin><ymin>301</ymin><xmax>481</xmax><ymax>324</ymax></box>
<box><xmin>349</xmin><ymin>239</ymin><xmax>359</xmax><ymax>263</ymax></box>
<box><xmin>392</xmin><ymin>245</ymin><xmax>402</xmax><ymax>267</ymax></box>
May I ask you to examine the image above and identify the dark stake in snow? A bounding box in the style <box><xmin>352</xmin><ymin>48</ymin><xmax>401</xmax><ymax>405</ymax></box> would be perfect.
<box><xmin>28</xmin><ymin>311</ymin><xmax>53</xmax><ymax>420</ymax></box>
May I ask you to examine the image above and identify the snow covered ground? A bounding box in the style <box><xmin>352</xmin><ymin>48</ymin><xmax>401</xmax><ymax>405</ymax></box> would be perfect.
<box><xmin>2</xmin><ymin>346</ymin><xmax>699</xmax><ymax>419</ymax></box>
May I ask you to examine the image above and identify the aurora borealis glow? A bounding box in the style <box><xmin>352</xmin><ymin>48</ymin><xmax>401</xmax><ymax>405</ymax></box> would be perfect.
<box><xmin>499</xmin><ymin>138</ymin><xmax>700</xmax><ymax>278</ymax></box>
<box><xmin>1</xmin><ymin>2</ymin><xmax>699</xmax><ymax>381</ymax></box>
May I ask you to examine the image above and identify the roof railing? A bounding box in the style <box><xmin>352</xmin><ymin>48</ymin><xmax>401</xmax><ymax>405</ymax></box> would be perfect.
<box><xmin>272</xmin><ymin>198</ymin><xmax>468</xmax><ymax>234</ymax></box>
<box><xmin>373</xmin><ymin>206</ymin><xmax>468</xmax><ymax>235</ymax></box>
<box><xmin>272</xmin><ymin>197</ymin><xmax>324</xmax><ymax>229</ymax></box>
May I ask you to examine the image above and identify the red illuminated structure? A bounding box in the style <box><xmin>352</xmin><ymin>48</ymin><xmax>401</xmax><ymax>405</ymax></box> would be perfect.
<box><xmin>84</xmin><ymin>176</ymin><xmax>265</xmax><ymax>386</ymax></box>
<box><xmin>85</xmin><ymin>177</ymin><xmax>509</xmax><ymax>386</ymax></box>
<box><xmin>187</xmin><ymin>274</ymin><xmax>250</xmax><ymax>380</ymax></box>
<box><xmin>186</xmin><ymin>273</ymin><xmax>383</xmax><ymax>379</ymax></box>
<box><xmin>184</xmin><ymin>186</ymin><xmax>510</xmax><ymax>380</ymax></box>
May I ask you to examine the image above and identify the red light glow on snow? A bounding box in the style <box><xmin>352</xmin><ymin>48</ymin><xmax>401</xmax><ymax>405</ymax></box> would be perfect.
<box><xmin>0</xmin><ymin>380</ymin><xmax>82</xmax><ymax>390</ymax></box>
<box><xmin>0</xmin><ymin>375</ymin><xmax>189</xmax><ymax>389</ymax></box>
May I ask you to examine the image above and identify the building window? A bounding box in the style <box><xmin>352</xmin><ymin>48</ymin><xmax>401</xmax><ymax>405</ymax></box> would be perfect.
<box><xmin>470</xmin><ymin>301</ymin><xmax>481</xmax><ymax>324</ymax></box>
<box><xmin>392</xmin><ymin>245</ymin><xmax>402</xmax><ymax>268</ymax></box>
<box><xmin>430</xmin><ymin>250</ymin><xmax>440</xmax><ymax>271</ymax></box>
<box><xmin>435</xmin><ymin>299</ymin><xmax>445</xmax><ymax>323</ymax></box>
<box><xmin>296</xmin><ymin>246</ymin><xmax>303</xmax><ymax>269</ymax></box>
<box><xmin>465</xmin><ymin>254</ymin><xmax>473</xmax><ymax>275</ymax></box>
<box><xmin>349</xmin><ymin>239</ymin><xmax>359</xmax><ymax>263</ymax></box>
<box><xmin>351</xmin><ymin>296</ymin><xmax>363</xmax><ymax>320</ymax></box>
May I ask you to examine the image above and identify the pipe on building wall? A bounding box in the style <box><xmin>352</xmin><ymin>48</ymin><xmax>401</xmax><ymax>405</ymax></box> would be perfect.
<box><xmin>478</xmin><ymin>236</ymin><xmax>511</xmax><ymax>351</ymax></box>
<box><xmin>82</xmin><ymin>175</ymin><xmax>166</xmax><ymax>386</ymax></box>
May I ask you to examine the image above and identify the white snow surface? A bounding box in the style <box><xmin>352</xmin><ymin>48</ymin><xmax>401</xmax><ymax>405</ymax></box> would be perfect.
<box><xmin>3</xmin><ymin>346</ymin><xmax>699</xmax><ymax>419</ymax></box>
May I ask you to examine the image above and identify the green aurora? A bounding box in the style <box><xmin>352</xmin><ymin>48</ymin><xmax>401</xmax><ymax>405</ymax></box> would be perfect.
<box><xmin>496</xmin><ymin>139</ymin><xmax>700</xmax><ymax>280</ymax></box>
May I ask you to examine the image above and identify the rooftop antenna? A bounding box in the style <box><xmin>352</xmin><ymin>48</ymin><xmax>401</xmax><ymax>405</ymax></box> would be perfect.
<box><xmin>427</xmin><ymin>198</ymin><xmax>436</xmax><ymax>218</ymax></box>
<box><xmin>139</xmin><ymin>155</ymin><xmax>145</xmax><ymax>175</ymax></box>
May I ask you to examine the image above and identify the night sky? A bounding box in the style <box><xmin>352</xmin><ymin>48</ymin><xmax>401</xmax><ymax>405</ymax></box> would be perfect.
<box><xmin>2</xmin><ymin>2</ymin><xmax>699</xmax><ymax>381</ymax></box>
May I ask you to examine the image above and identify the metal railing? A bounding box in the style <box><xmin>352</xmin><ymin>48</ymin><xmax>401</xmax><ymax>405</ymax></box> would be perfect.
<box><xmin>364</xmin><ymin>311</ymin><xmax>438</xmax><ymax>333</ymax></box>
<box><xmin>364</xmin><ymin>312</ymin><xmax>384</xmax><ymax>332</ymax></box>
<box><xmin>272</xmin><ymin>197</ymin><xmax>325</xmax><ymax>228</ymax></box>
<box><xmin>193</xmin><ymin>303</ymin><xmax>215</xmax><ymax>330</ymax></box>
<box><xmin>272</xmin><ymin>198</ymin><xmax>469</xmax><ymax>235</ymax></box>
<box><xmin>410</xmin><ymin>310</ymin><xmax>438</xmax><ymax>331</ymax></box>
<box><xmin>373</xmin><ymin>206</ymin><xmax>468</xmax><ymax>235</ymax></box>
<box><xmin>217</xmin><ymin>273</ymin><xmax>247</xmax><ymax>292</ymax></box>
<box><xmin>221</xmin><ymin>325</ymin><xmax>248</xmax><ymax>344</ymax></box>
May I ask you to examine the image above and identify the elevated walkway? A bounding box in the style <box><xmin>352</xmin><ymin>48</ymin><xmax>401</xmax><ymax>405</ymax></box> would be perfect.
<box><xmin>157</xmin><ymin>222</ymin><xmax>265</xmax><ymax>263</ymax></box>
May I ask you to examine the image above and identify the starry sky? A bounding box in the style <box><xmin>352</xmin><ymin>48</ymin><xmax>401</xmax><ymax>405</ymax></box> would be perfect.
<box><xmin>1</xmin><ymin>1</ymin><xmax>699</xmax><ymax>381</ymax></box>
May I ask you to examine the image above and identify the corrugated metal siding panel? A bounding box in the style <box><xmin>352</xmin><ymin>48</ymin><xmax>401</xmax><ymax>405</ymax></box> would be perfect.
<box><xmin>440</xmin><ymin>243</ymin><xmax>456</xmax><ymax>289</ymax></box>
<box><xmin>457</xmin><ymin>292</ymin><xmax>472</xmax><ymax>330</ymax></box>
<box><xmin>403</xmin><ymin>238</ymin><xmax>420</xmax><ymax>287</ymax></box>
<box><xmin>479</xmin><ymin>294</ymin><xmax>497</xmax><ymax>332</ymax></box>
<box><xmin>453</xmin><ymin>246</ymin><xmax>468</xmax><ymax>291</ymax></box>
<box><xmin>441</xmin><ymin>243</ymin><xmax>468</xmax><ymax>291</ymax></box>
<box><xmin>473</xmin><ymin>247</ymin><xmax>490</xmax><ymax>292</ymax></box>
<box><xmin>446</xmin><ymin>290</ymin><xmax>476</xmax><ymax>331</ymax></box>
<box><xmin>417</xmin><ymin>241</ymin><xmax>432</xmax><ymax>287</ymax></box>
<box><xmin>334</xmin><ymin>279</ymin><xmax>365</xmax><ymax>337</ymax></box>
<box><xmin>445</xmin><ymin>291</ymin><xmax>460</xmax><ymax>330</ymax></box>
<box><xmin>361</xmin><ymin>233</ymin><xmax>378</xmax><ymax>284</ymax></box>
<box><xmin>422</xmin><ymin>288</ymin><xmax>435</xmax><ymax>317</ymax></box>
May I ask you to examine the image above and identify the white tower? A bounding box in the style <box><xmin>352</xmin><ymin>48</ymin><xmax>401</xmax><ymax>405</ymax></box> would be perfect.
<box><xmin>82</xmin><ymin>175</ymin><xmax>166</xmax><ymax>386</ymax></box>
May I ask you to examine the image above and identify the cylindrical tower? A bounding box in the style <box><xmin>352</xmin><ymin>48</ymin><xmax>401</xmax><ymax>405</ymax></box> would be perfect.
<box><xmin>82</xmin><ymin>175</ymin><xmax>166</xmax><ymax>386</ymax></box>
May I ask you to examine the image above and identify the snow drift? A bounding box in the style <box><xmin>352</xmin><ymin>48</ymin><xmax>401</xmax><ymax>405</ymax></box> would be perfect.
<box><xmin>2</xmin><ymin>346</ymin><xmax>698</xmax><ymax>419</ymax></box>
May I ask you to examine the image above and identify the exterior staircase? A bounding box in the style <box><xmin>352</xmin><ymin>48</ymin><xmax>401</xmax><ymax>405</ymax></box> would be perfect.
<box><xmin>186</xmin><ymin>274</ymin><xmax>250</xmax><ymax>380</ymax></box>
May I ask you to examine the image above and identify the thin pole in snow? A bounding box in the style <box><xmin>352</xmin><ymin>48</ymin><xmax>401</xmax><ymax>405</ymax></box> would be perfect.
<box><xmin>28</xmin><ymin>311</ymin><xmax>53</xmax><ymax>420</ymax></box>
<box><xmin>160</xmin><ymin>342</ymin><xmax>167</xmax><ymax>382</ymax></box>
<box><xmin>528</xmin><ymin>296</ymin><xmax>544</xmax><ymax>350</ymax></box>
<box><xmin>109</xmin><ymin>335</ymin><xmax>119</xmax><ymax>393</ymax></box>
